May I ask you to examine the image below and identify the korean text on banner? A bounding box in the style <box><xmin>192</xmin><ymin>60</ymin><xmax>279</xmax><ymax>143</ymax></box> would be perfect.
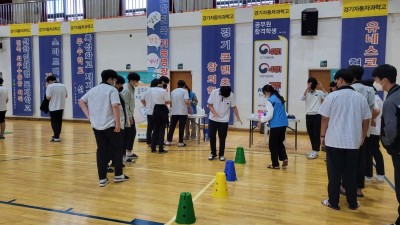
<box><xmin>10</xmin><ymin>24</ymin><xmax>34</xmax><ymax>116</ymax></box>
<box><xmin>201</xmin><ymin>8</ymin><xmax>235</xmax><ymax>124</ymax></box>
<box><xmin>39</xmin><ymin>22</ymin><xmax>63</xmax><ymax>117</ymax></box>
<box><xmin>70</xmin><ymin>19</ymin><xmax>96</xmax><ymax>118</ymax></box>
<box><xmin>252</xmin><ymin>4</ymin><xmax>290</xmax><ymax>114</ymax></box>
<box><xmin>340</xmin><ymin>0</ymin><xmax>388</xmax><ymax>79</ymax></box>
<box><xmin>146</xmin><ymin>0</ymin><xmax>169</xmax><ymax>78</ymax></box>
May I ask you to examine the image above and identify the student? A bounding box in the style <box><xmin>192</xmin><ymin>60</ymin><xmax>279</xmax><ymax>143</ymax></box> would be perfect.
<box><xmin>165</xmin><ymin>80</ymin><xmax>192</xmax><ymax>146</ymax></box>
<box><xmin>362</xmin><ymin>79</ymin><xmax>385</xmax><ymax>182</ymax></box>
<box><xmin>46</xmin><ymin>75</ymin><xmax>67</xmax><ymax>142</ymax></box>
<box><xmin>121</xmin><ymin>72</ymin><xmax>140</xmax><ymax>160</ymax></box>
<box><xmin>207</xmin><ymin>86</ymin><xmax>242</xmax><ymax>161</ymax></box>
<box><xmin>257</xmin><ymin>84</ymin><xmax>288</xmax><ymax>169</ymax></box>
<box><xmin>372</xmin><ymin>64</ymin><xmax>400</xmax><ymax>225</ymax></box>
<box><xmin>0</xmin><ymin>78</ymin><xmax>8</xmax><ymax>139</ymax></box>
<box><xmin>150</xmin><ymin>76</ymin><xmax>171</xmax><ymax>153</ymax></box>
<box><xmin>141</xmin><ymin>78</ymin><xmax>158</xmax><ymax>146</ymax></box>
<box><xmin>319</xmin><ymin>69</ymin><xmax>371</xmax><ymax>210</ymax></box>
<box><xmin>185</xmin><ymin>86</ymin><xmax>198</xmax><ymax>140</ymax></box>
<box><xmin>79</xmin><ymin>69</ymin><xmax>129</xmax><ymax>187</ymax></box>
<box><xmin>329</xmin><ymin>81</ymin><xmax>337</xmax><ymax>92</ymax></box>
<box><xmin>300</xmin><ymin>77</ymin><xmax>327</xmax><ymax>159</ymax></box>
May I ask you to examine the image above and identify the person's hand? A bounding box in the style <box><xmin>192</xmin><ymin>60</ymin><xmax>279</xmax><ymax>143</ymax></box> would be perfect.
<box><xmin>320</xmin><ymin>137</ymin><xmax>325</xmax><ymax>146</ymax></box>
<box><xmin>371</xmin><ymin>119</ymin><xmax>376</xmax><ymax>127</ymax></box>
<box><xmin>189</xmin><ymin>108</ymin><xmax>193</xmax><ymax>115</ymax></box>
<box><xmin>212</xmin><ymin>112</ymin><xmax>219</xmax><ymax>117</ymax></box>
<box><xmin>130</xmin><ymin>118</ymin><xmax>134</xmax><ymax>125</ymax></box>
<box><xmin>257</xmin><ymin>121</ymin><xmax>261</xmax><ymax>129</ymax></box>
<box><xmin>114</xmin><ymin>126</ymin><xmax>121</xmax><ymax>133</ymax></box>
<box><xmin>237</xmin><ymin>118</ymin><xmax>243</xmax><ymax>125</ymax></box>
<box><xmin>318</xmin><ymin>81</ymin><xmax>323</xmax><ymax>88</ymax></box>
<box><xmin>307</xmin><ymin>83</ymin><xmax>312</xmax><ymax>90</ymax></box>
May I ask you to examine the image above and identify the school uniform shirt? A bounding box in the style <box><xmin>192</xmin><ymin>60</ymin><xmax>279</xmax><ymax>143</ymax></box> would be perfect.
<box><xmin>171</xmin><ymin>88</ymin><xmax>189</xmax><ymax>115</ymax></box>
<box><xmin>351</xmin><ymin>82</ymin><xmax>375</xmax><ymax>108</ymax></box>
<box><xmin>80</xmin><ymin>83</ymin><xmax>121</xmax><ymax>130</ymax></box>
<box><xmin>318</xmin><ymin>87</ymin><xmax>371</xmax><ymax>149</ymax></box>
<box><xmin>121</xmin><ymin>84</ymin><xmax>135</xmax><ymax>119</ymax></box>
<box><xmin>0</xmin><ymin>86</ymin><xmax>8</xmax><ymax>112</ymax></box>
<box><xmin>370</xmin><ymin>94</ymin><xmax>383</xmax><ymax>136</ymax></box>
<box><xmin>207</xmin><ymin>88</ymin><xmax>236</xmax><ymax>123</ymax></box>
<box><xmin>46</xmin><ymin>83</ymin><xmax>67</xmax><ymax>111</ymax></box>
<box><xmin>300</xmin><ymin>90</ymin><xmax>327</xmax><ymax>115</ymax></box>
<box><xmin>141</xmin><ymin>87</ymin><xmax>156</xmax><ymax>116</ymax></box>
<box><xmin>152</xmin><ymin>87</ymin><xmax>170</xmax><ymax>105</ymax></box>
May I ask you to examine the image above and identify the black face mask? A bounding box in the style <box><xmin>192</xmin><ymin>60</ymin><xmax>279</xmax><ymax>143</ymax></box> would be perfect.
<box><xmin>118</xmin><ymin>87</ymin><xmax>123</xmax><ymax>92</ymax></box>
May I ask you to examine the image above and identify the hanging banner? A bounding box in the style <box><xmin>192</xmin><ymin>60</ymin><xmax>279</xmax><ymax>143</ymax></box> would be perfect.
<box><xmin>39</xmin><ymin>22</ymin><xmax>62</xmax><ymax>117</ymax></box>
<box><xmin>201</xmin><ymin>8</ymin><xmax>235</xmax><ymax>123</ymax></box>
<box><xmin>70</xmin><ymin>19</ymin><xmax>96</xmax><ymax>118</ymax></box>
<box><xmin>252</xmin><ymin>4</ymin><xmax>290</xmax><ymax>114</ymax></box>
<box><xmin>341</xmin><ymin>0</ymin><xmax>388</xmax><ymax>79</ymax></box>
<box><xmin>146</xmin><ymin>0</ymin><xmax>169</xmax><ymax>78</ymax></box>
<box><xmin>10</xmin><ymin>24</ymin><xmax>34</xmax><ymax>116</ymax></box>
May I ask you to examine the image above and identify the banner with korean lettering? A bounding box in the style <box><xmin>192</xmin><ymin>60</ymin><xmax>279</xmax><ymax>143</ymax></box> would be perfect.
<box><xmin>252</xmin><ymin>4</ymin><xmax>290</xmax><ymax>114</ymax></box>
<box><xmin>146</xmin><ymin>0</ymin><xmax>169</xmax><ymax>77</ymax></box>
<box><xmin>70</xmin><ymin>19</ymin><xmax>96</xmax><ymax>118</ymax></box>
<box><xmin>10</xmin><ymin>24</ymin><xmax>34</xmax><ymax>116</ymax></box>
<box><xmin>341</xmin><ymin>0</ymin><xmax>388</xmax><ymax>79</ymax></box>
<box><xmin>202</xmin><ymin>8</ymin><xmax>235</xmax><ymax>123</ymax></box>
<box><xmin>39</xmin><ymin>22</ymin><xmax>62</xmax><ymax>117</ymax></box>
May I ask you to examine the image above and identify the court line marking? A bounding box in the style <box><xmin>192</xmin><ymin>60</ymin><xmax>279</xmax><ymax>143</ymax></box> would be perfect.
<box><xmin>165</xmin><ymin>177</ymin><xmax>216</xmax><ymax>225</ymax></box>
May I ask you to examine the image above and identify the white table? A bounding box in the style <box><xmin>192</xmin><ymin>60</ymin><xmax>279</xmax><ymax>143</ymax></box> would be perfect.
<box><xmin>188</xmin><ymin>114</ymin><xmax>207</xmax><ymax>144</ymax></box>
<box><xmin>247</xmin><ymin>116</ymin><xmax>300</xmax><ymax>150</ymax></box>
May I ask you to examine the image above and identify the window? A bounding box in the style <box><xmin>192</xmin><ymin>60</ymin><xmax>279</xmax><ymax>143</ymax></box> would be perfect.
<box><xmin>46</xmin><ymin>0</ymin><xmax>83</xmax><ymax>21</ymax></box>
<box><xmin>125</xmin><ymin>0</ymin><xmax>146</xmax><ymax>16</ymax></box>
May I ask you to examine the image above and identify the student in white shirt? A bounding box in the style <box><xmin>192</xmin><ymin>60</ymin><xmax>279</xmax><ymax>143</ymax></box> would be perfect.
<box><xmin>207</xmin><ymin>86</ymin><xmax>242</xmax><ymax>161</ymax></box>
<box><xmin>165</xmin><ymin>80</ymin><xmax>192</xmax><ymax>147</ymax></box>
<box><xmin>0</xmin><ymin>78</ymin><xmax>8</xmax><ymax>139</ymax></box>
<box><xmin>46</xmin><ymin>75</ymin><xmax>67</xmax><ymax>142</ymax></box>
<box><xmin>79</xmin><ymin>69</ymin><xmax>129</xmax><ymax>187</ymax></box>
<box><xmin>185</xmin><ymin>86</ymin><xmax>198</xmax><ymax>140</ymax></box>
<box><xmin>300</xmin><ymin>77</ymin><xmax>327</xmax><ymax>159</ymax></box>
<box><xmin>150</xmin><ymin>76</ymin><xmax>171</xmax><ymax>153</ymax></box>
<box><xmin>319</xmin><ymin>69</ymin><xmax>371</xmax><ymax>211</ymax></box>
<box><xmin>141</xmin><ymin>78</ymin><xmax>159</xmax><ymax>146</ymax></box>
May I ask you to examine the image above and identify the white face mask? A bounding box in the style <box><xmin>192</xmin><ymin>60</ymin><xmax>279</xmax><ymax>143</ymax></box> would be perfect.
<box><xmin>373</xmin><ymin>82</ymin><xmax>383</xmax><ymax>91</ymax></box>
<box><xmin>133</xmin><ymin>83</ymin><xmax>139</xmax><ymax>87</ymax></box>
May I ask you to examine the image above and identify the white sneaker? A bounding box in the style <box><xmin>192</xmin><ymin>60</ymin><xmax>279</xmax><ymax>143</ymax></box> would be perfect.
<box><xmin>374</xmin><ymin>174</ymin><xmax>385</xmax><ymax>182</ymax></box>
<box><xmin>306</xmin><ymin>151</ymin><xmax>314</xmax><ymax>156</ymax></box>
<box><xmin>99</xmin><ymin>178</ymin><xmax>108</xmax><ymax>187</ymax></box>
<box><xmin>365</xmin><ymin>176</ymin><xmax>372</xmax><ymax>182</ymax></box>
<box><xmin>164</xmin><ymin>141</ymin><xmax>172</xmax><ymax>146</ymax></box>
<box><xmin>178</xmin><ymin>143</ymin><xmax>186</xmax><ymax>147</ymax></box>
<box><xmin>114</xmin><ymin>174</ymin><xmax>130</xmax><ymax>183</ymax></box>
<box><xmin>208</xmin><ymin>155</ymin><xmax>216</xmax><ymax>160</ymax></box>
<box><xmin>219</xmin><ymin>156</ymin><xmax>225</xmax><ymax>161</ymax></box>
<box><xmin>307</xmin><ymin>151</ymin><xmax>318</xmax><ymax>159</ymax></box>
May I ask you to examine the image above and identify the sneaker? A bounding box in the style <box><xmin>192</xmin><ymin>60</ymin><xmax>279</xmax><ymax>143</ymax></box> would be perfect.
<box><xmin>114</xmin><ymin>174</ymin><xmax>130</xmax><ymax>183</ymax></box>
<box><xmin>0</xmin><ymin>136</ymin><xmax>5</xmax><ymax>139</ymax></box>
<box><xmin>321</xmin><ymin>199</ymin><xmax>340</xmax><ymax>210</ymax></box>
<box><xmin>219</xmin><ymin>156</ymin><xmax>225</xmax><ymax>161</ymax></box>
<box><xmin>306</xmin><ymin>151</ymin><xmax>314</xmax><ymax>156</ymax></box>
<box><xmin>107</xmin><ymin>167</ymin><xmax>114</xmax><ymax>173</ymax></box>
<box><xmin>348</xmin><ymin>201</ymin><xmax>361</xmax><ymax>210</ymax></box>
<box><xmin>124</xmin><ymin>157</ymin><xmax>135</xmax><ymax>163</ymax></box>
<box><xmin>164</xmin><ymin>141</ymin><xmax>172</xmax><ymax>146</ymax></box>
<box><xmin>126</xmin><ymin>153</ymin><xmax>139</xmax><ymax>159</ymax></box>
<box><xmin>50</xmin><ymin>138</ymin><xmax>61</xmax><ymax>142</ymax></box>
<box><xmin>99</xmin><ymin>178</ymin><xmax>108</xmax><ymax>187</ymax></box>
<box><xmin>365</xmin><ymin>176</ymin><xmax>372</xmax><ymax>182</ymax></box>
<box><xmin>307</xmin><ymin>151</ymin><xmax>318</xmax><ymax>159</ymax></box>
<box><xmin>374</xmin><ymin>174</ymin><xmax>385</xmax><ymax>182</ymax></box>
<box><xmin>151</xmin><ymin>149</ymin><xmax>157</xmax><ymax>153</ymax></box>
<box><xmin>208</xmin><ymin>155</ymin><xmax>217</xmax><ymax>160</ymax></box>
<box><xmin>178</xmin><ymin>143</ymin><xmax>186</xmax><ymax>147</ymax></box>
<box><xmin>159</xmin><ymin>150</ymin><xmax>168</xmax><ymax>154</ymax></box>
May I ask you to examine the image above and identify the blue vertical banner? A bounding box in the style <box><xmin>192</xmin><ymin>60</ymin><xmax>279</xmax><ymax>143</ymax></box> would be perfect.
<box><xmin>10</xmin><ymin>24</ymin><xmax>34</xmax><ymax>116</ymax></box>
<box><xmin>70</xmin><ymin>19</ymin><xmax>96</xmax><ymax>118</ymax></box>
<box><xmin>39</xmin><ymin>22</ymin><xmax>62</xmax><ymax>117</ymax></box>
<box><xmin>146</xmin><ymin>0</ymin><xmax>169</xmax><ymax>78</ymax></box>
<box><xmin>341</xmin><ymin>0</ymin><xmax>388</xmax><ymax>79</ymax></box>
<box><xmin>252</xmin><ymin>4</ymin><xmax>290</xmax><ymax>114</ymax></box>
<box><xmin>202</xmin><ymin>8</ymin><xmax>235</xmax><ymax>123</ymax></box>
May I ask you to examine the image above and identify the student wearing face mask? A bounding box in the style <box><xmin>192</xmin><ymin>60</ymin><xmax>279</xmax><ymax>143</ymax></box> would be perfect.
<box><xmin>121</xmin><ymin>72</ymin><xmax>140</xmax><ymax>162</ymax></box>
<box><xmin>301</xmin><ymin>77</ymin><xmax>327</xmax><ymax>159</ymax></box>
<box><xmin>329</xmin><ymin>81</ymin><xmax>337</xmax><ymax>92</ymax></box>
<box><xmin>257</xmin><ymin>85</ymin><xmax>288</xmax><ymax>169</ymax></box>
<box><xmin>372</xmin><ymin>64</ymin><xmax>400</xmax><ymax>225</ymax></box>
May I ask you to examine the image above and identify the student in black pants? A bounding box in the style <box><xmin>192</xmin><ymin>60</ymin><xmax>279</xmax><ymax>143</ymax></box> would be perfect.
<box><xmin>141</xmin><ymin>79</ymin><xmax>159</xmax><ymax>146</ymax></box>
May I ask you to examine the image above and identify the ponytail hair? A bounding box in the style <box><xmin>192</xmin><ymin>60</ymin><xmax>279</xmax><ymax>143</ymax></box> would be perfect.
<box><xmin>262</xmin><ymin>84</ymin><xmax>285</xmax><ymax>104</ymax></box>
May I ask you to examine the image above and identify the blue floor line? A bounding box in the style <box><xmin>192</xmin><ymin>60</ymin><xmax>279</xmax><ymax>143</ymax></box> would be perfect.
<box><xmin>0</xmin><ymin>199</ymin><xmax>163</xmax><ymax>225</ymax></box>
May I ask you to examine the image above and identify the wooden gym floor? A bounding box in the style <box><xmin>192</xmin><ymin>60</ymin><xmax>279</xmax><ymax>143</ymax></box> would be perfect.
<box><xmin>0</xmin><ymin>120</ymin><xmax>397</xmax><ymax>225</ymax></box>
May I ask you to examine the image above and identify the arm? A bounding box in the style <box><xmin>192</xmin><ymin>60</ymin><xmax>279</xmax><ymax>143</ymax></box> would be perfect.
<box><xmin>361</xmin><ymin>118</ymin><xmax>370</xmax><ymax>144</ymax></box>
<box><xmin>300</xmin><ymin>88</ymin><xmax>308</xmax><ymax>101</ymax></box>
<box><xmin>192</xmin><ymin>94</ymin><xmax>198</xmax><ymax>105</ymax></box>
<box><xmin>185</xmin><ymin>99</ymin><xmax>193</xmax><ymax>114</ymax></box>
<box><xmin>382</xmin><ymin>102</ymin><xmax>398</xmax><ymax>146</ymax></box>
<box><xmin>141</xmin><ymin>99</ymin><xmax>146</xmax><ymax>107</ymax></box>
<box><xmin>112</xmin><ymin>103</ymin><xmax>121</xmax><ymax>132</ymax></box>
<box><xmin>208</xmin><ymin>103</ymin><xmax>218</xmax><ymax>117</ymax></box>
<box><xmin>233</xmin><ymin>106</ymin><xmax>242</xmax><ymax>124</ymax></box>
<box><xmin>78</xmin><ymin>99</ymin><xmax>90</xmax><ymax>119</ymax></box>
<box><xmin>371</xmin><ymin>107</ymin><xmax>380</xmax><ymax>127</ymax></box>
<box><xmin>260</xmin><ymin>101</ymin><xmax>274</xmax><ymax>123</ymax></box>
<box><xmin>318</xmin><ymin>81</ymin><xmax>328</xmax><ymax>94</ymax></box>
<box><xmin>320</xmin><ymin>116</ymin><xmax>329</xmax><ymax>146</ymax></box>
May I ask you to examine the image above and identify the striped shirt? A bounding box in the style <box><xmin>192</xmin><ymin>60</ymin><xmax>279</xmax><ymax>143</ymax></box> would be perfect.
<box><xmin>318</xmin><ymin>87</ymin><xmax>371</xmax><ymax>149</ymax></box>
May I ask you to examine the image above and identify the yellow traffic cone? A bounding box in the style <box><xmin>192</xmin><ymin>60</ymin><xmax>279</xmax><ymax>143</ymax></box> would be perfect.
<box><xmin>212</xmin><ymin>172</ymin><xmax>229</xmax><ymax>198</ymax></box>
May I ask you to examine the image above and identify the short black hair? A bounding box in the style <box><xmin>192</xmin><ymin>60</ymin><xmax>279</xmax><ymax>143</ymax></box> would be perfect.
<box><xmin>334</xmin><ymin>69</ymin><xmax>354</xmax><ymax>84</ymax></box>
<box><xmin>127</xmin><ymin>72</ymin><xmax>140</xmax><ymax>82</ymax></box>
<box><xmin>372</xmin><ymin>64</ymin><xmax>397</xmax><ymax>84</ymax></box>
<box><xmin>329</xmin><ymin>81</ymin><xmax>336</xmax><ymax>87</ymax></box>
<box><xmin>307</xmin><ymin>77</ymin><xmax>317</xmax><ymax>90</ymax></box>
<box><xmin>116</xmin><ymin>75</ymin><xmax>125</xmax><ymax>85</ymax></box>
<box><xmin>347</xmin><ymin>65</ymin><xmax>364</xmax><ymax>80</ymax></box>
<box><xmin>158</xmin><ymin>76</ymin><xmax>170</xmax><ymax>84</ymax></box>
<box><xmin>307</xmin><ymin>77</ymin><xmax>317</xmax><ymax>83</ymax></box>
<box><xmin>177</xmin><ymin>80</ymin><xmax>186</xmax><ymax>87</ymax></box>
<box><xmin>220</xmin><ymin>86</ymin><xmax>231</xmax><ymax>98</ymax></box>
<box><xmin>46</xmin><ymin>75</ymin><xmax>57</xmax><ymax>83</ymax></box>
<box><xmin>150</xmin><ymin>79</ymin><xmax>158</xmax><ymax>87</ymax></box>
<box><xmin>101</xmin><ymin>69</ymin><xmax>118</xmax><ymax>82</ymax></box>
<box><xmin>0</xmin><ymin>78</ymin><xmax>3</xmax><ymax>85</ymax></box>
